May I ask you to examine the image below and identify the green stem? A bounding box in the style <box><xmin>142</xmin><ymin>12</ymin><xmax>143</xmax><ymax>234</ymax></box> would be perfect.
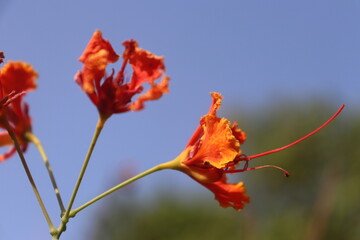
<box><xmin>53</xmin><ymin>117</ymin><xmax>106</xmax><ymax>239</ymax></box>
<box><xmin>70</xmin><ymin>161</ymin><xmax>173</xmax><ymax>217</ymax></box>
<box><xmin>25</xmin><ymin>132</ymin><xmax>66</xmax><ymax>213</ymax></box>
<box><xmin>3</xmin><ymin>120</ymin><xmax>57</xmax><ymax>235</ymax></box>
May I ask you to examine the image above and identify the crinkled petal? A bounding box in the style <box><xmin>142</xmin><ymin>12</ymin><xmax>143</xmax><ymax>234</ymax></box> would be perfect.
<box><xmin>130</xmin><ymin>75</ymin><xmax>170</xmax><ymax>111</ymax></box>
<box><xmin>231</xmin><ymin>122</ymin><xmax>247</xmax><ymax>145</ymax></box>
<box><xmin>208</xmin><ymin>92</ymin><xmax>222</xmax><ymax>116</ymax></box>
<box><xmin>0</xmin><ymin>61</ymin><xmax>37</xmax><ymax>95</ymax></box>
<box><xmin>78</xmin><ymin>30</ymin><xmax>119</xmax><ymax>63</ymax></box>
<box><xmin>78</xmin><ymin>31</ymin><xmax>119</xmax><ymax>93</ymax></box>
<box><xmin>188</xmin><ymin>115</ymin><xmax>240</xmax><ymax>169</ymax></box>
<box><xmin>201</xmin><ymin>177</ymin><xmax>250</xmax><ymax>210</ymax></box>
<box><xmin>81</xmin><ymin>50</ymin><xmax>111</xmax><ymax>93</ymax></box>
<box><xmin>126</xmin><ymin>42</ymin><xmax>165</xmax><ymax>89</ymax></box>
<box><xmin>184</xmin><ymin>92</ymin><xmax>243</xmax><ymax>168</ymax></box>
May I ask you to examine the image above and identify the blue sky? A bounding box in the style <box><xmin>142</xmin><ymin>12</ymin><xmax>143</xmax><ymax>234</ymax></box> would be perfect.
<box><xmin>0</xmin><ymin>0</ymin><xmax>359</xmax><ymax>239</ymax></box>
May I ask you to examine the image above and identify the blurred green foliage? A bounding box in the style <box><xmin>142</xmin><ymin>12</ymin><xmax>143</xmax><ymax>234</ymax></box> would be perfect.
<box><xmin>89</xmin><ymin>102</ymin><xmax>359</xmax><ymax>240</ymax></box>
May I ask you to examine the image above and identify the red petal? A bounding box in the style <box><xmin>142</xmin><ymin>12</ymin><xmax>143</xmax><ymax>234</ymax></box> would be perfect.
<box><xmin>130</xmin><ymin>75</ymin><xmax>170</xmax><ymax>111</ymax></box>
<box><xmin>201</xmin><ymin>177</ymin><xmax>250</xmax><ymax>210</ymax></box>
<box><xmin>0</xmin><ymin>61</ymin><xmax>37</xmax><ymax>95</ymax></box>
<box><xmin>78</xmin><ymin>31</ymin><xmax>119</xmax><ymax>93</ymax></box>
<box><xmin>78</xmin><ymin>30</ymin><xmax>119</xmax><ymax>63</ymax></box>
<box><xmin>126</xmin><ymin>42</ymin><xmax>165</xmax><ymax>89</ymax></box>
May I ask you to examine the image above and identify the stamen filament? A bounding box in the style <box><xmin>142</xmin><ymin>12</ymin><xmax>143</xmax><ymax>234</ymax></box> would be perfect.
<box><xmin>245</xmin><ymin>105</ymin><xmax>344</xmax><ymax>160</ymax></box>
<box><xmin>225</xmin><ymin>165</ymin><xmax>290</xmax><ymax>177</ymax></box>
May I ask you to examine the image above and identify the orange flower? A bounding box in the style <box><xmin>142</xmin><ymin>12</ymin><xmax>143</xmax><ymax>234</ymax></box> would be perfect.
<box><xmin>0</xmin><ymin>61</ymin><xmax>37</xmax><ymax>161</ymax></box>
<box><xmin>162</xmin><ymin>93</ymin><xmax>344</xmax><ymax>210</ymax></box>
<box><xmin>165</xmin><ymin>92</ymin><xmax>250</xmax><ymax>210</ymax></box>
<box><xmin>75</xmin><ymin>30</ymin><xmax>169</xmax><ymax>119</ymax></box>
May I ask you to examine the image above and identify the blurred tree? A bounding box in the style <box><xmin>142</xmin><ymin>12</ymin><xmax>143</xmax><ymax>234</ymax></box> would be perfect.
<box><xmin>88</xmin><ymin>101</ymin><xmax>359</xmax><ymax>240</ymax></box>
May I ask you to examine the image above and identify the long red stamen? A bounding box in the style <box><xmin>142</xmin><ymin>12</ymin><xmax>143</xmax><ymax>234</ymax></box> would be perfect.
<box><xmin>225</xmin><ymin>165</ymin><xmax>290</xmax><ymax>177</ymax></box>
<box><xmin>244</xmin><ymin>105</ymin><xmax>345</xmax><ymax>160</ymax></box>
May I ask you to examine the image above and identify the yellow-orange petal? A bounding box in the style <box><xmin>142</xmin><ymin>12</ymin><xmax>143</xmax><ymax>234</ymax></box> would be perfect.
<box><xmin>0</xmin><ymin>61</ymin><xmax>37</xmax><ymax>95</ymax></box>
<box><xmin>130</xmin><ymin>75</ymin><xmax>170</xmax><ymax>111</ymax></box>
<box><xmin>78</xmin><ymin>30</ymin><xmax>119</xmax><ymax>63</ymax></box>
<box><xmin>190</xmin><ymin>114</ymin><xmax>241</xmax><ymax>169</ymax></box>
<box><xmin>78</xmin><ymin>31</ymin><xmax>119</xmax><ymax>93</ymax></box>
<box><xmin>208</xmin><ymin>92</ymin><xmax>223</xmax><ymax>116</ymax></box>
<box><xmin>82</xmin><ymin>49</ymin><xmax>111</xmax><ymax>93</ymax></box>
<box><xmin>201</xmin><ymin>178</ymin><xmax>250</xmax><ymax>210</ymax></box>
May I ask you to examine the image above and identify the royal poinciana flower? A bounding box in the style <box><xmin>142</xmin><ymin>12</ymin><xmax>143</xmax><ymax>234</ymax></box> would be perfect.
<box><xmin>75</xmin><ymin>30</ymin><xmax>170</xmax><ymax>120</ymax></box>
<box><xmin>162</xmin><ymin>92</ymin><xmax>344</xmax><ymax>210</ymax></box>
<box><xmin>0</xmin><ymin>61</ymin><xmax>37</xmax><ymax>161</ymax></box>
<box><xmin>164</xmin><ymin>92</ymin><xmax>249</xmax><ymax>210</ymax></box>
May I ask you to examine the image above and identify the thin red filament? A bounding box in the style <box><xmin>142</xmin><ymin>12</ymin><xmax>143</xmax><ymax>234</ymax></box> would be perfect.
<box><xmin>225</xmin><ymin>105</ymin><xmax>344</xmax><ymax>177</ymax></box>
<box><xmin>225</xmin><ymin>165</ymin><xmax>290</xmax><ymax>177</ymax></box>
<box><xmin>245</xmin><ymin>104</ymin><xmax>345</xmax><ymax>161</ymax></box>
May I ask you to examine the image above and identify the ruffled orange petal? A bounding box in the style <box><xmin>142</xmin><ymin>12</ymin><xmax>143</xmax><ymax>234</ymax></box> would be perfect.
<box><xmin>231</xmin><ymin>122</ymin><xmax>247</xmax><ymax>144</ymax></box>
<box><xmin>78</xmin><ymin>30</ymin><xmax>119</xmax><ymax>63</ymax></box>
<box><xmin>0</xmin><ymin>61</ymin><xmax>37</xmax><ymax>95</ymax></box>
<box><xmin>201</xmin><ymin>177</ymin><xmax>250</xmax><ymax>210</ymax></box>
<box><xmin>208</xmin><ymin>92</ymin><xmax>222</xmax><ymax>116</ymax></box>
<box><xmin>78</xmin><ymin>30</ymin><xmax>119</xmax><ymax>93</ymax></box>
<box><xmin>186</xmin><ymin>93</ymin><xmax>241</xmax><ymax>169</ymax></box>
<box><xmin>125</xmin><ymin>42</ymin><xmax>165</xmax><ymax>89</ymax></box>
<box><xmin>130</xmin><ymin>75</ymin><xmax>170</xmax><ymax>111</ymax></box>
<box><xmin>190</xmin><ymin>115</ymin><xmax>241</xmax><ymax>169</ymax></box>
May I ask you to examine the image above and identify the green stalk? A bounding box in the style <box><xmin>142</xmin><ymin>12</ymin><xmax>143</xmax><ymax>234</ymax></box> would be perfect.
<box><xmin>25</xmin><ymin>132</ymin><xmax>65</xmax><ymax>213</ymax></box>
<box><xmin>3</xmin><ymin>120</ymin><xmax>57</xmax><ymax>235</ymax></box>
<box><xmin>70</xmin><ymin>163</ymin><xmax>170</xmax><ymax>217</ymax></box>
<box><xmin>53</xmin><ymin>117</ymin><xmax>106</xmax><ymax>239</ymax></box>
<box><xmin>69</xmin><ymin>155</ymin><xmax>181</xmax><ymax>217</ymax></box>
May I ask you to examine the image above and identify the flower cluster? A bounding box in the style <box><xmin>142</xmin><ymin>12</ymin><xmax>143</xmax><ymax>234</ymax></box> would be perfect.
<box><xmin>0</xmin><ymin>30</ymin><xmax>344</xmax><ymax>240</ymax></box>
<box><xmin>75</xmin><ymin>30</ymin><xmax>170</xmax><ymax>120</ymax></box>
<box><xmin>0</xmin><ymin>59</ymin><xmax>37</xmax><ymax>161</ymax></box>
